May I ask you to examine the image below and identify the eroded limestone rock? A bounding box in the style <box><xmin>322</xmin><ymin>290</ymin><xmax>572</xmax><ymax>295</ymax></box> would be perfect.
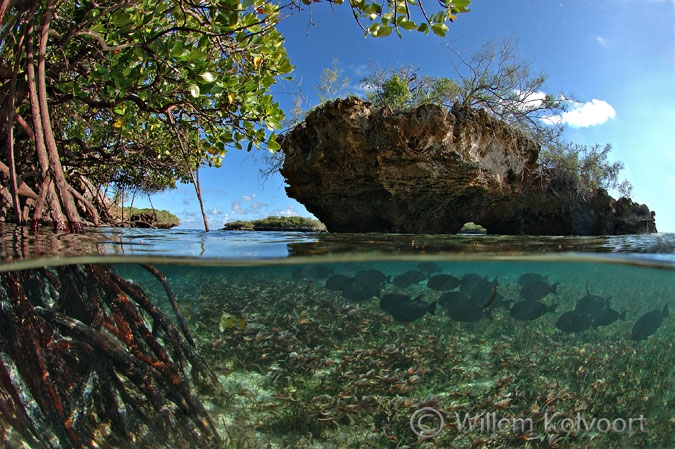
<box><xmin>280</xmin><ymin>97</ymin><xmax>656</xmax><ymax>235</ymax></box>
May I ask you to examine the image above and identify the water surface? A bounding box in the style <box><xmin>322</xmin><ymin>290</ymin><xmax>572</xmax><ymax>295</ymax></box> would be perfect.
<box><xmin>0</xmin><ymin>225</ymin><xmax>673</xmax><ymax>448</ymax></box>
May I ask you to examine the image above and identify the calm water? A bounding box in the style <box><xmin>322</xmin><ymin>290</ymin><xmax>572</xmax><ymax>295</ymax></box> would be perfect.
<box><xmin>1</xmin><ymin>225</ymin><xmax>674</xmax><ymax>448</ymax></box>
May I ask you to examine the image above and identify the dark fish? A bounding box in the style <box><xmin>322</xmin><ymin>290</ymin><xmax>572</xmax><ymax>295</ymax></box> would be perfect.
<box><xmin>574</xmin><ymin>294</ymin><xmax>610</xmax><ymax>315</ymax></box>
<box><xmin>379</xmin><ymin>294</ymin><xmax>436</xmax><ymax>323</ymax></box>
<box><xmin>354</xmin><ymin>269</ymin><xmax>390</xmax><ymax>286</ymax></box>
<box><xmin>427</xmin><ymin>274</ymin><xmax>460</xmax><ymax>291</ymax></box>
<box><xmin>341</xmin><ymin>279</ymin><xmax>380</xmax><ymax>301</ymax></box>
<box><xmin>480</xmin><ymin>291</ymin><xmax>512</xmax><ymax>310</ymax></box>
<box><xmin>631</xmin><ymin>304</ymin><xmax>669</xmax><ymax>340</ymax></box>
<box><xmin>481</xmin><ymin>286</ymin><xmax>498</xmax><ymax>309</ymax></box>
<box><xmin>438</xmin><ymin>291</ymin><xmax>471</xmax><ymax>308</ymax></box>
<box><xmin>591</xmin><ymin>308</ymin><xmax>627</xmax><ymax>328</ymax></box>
<box><xmin>517</xmin><ymin>273</ymin><xmax>548</xmax><ymax>287</ymax></box>
<box><xmin>519</xmin><ymin>280</ymin><xmax>559</xmax><ymax>301</ymax></box>
<box><xmin>509</xmin><ymin>300</ymin><xmax>556</xmax><ymax>321</ymax></box>
<box><xmin>574</xmin><ymin>283</ymin><xmax>622</xmax><ymax>327</ymax></box>
<box><xmin>292</xmin><ymin>265</ymin><xmax>332</xmax><ymax>280</ymax></box>
<box><xmin>417</xmin><ymin>262</ymin><xmax>442</xmax><ymax>276</ymax></box>
<box><xmin>442</xmin><ymin>293</ymin><xmax>485</xmax><ymax>322</ymax></box>
<box><xmin>460</xmin><ymin>274</ymin><xmax>497</xmax><ymax>299</ymax></box>
<box><xmin>555</xmin><ymin>311</ymin><xmax>591</xmax><ymax>333</ymax></box>
<box><xmin>462</xmin><ymin>285</ymin><xmax>508</xmax><ymax>310</ymax></box>
<box><xmin>575</xmin><ymin>283</ymin><xmax>610</xmax><ymax>314</ymax></box>
<box><xmin>324</xmin><ymin>274</ymin><xmax>353</xmax><ymax>291</ymax></box>
<box><xmin>392</xmin><ymin>270</ymin><xmax>427</xmax><ymax>288</ymax></box>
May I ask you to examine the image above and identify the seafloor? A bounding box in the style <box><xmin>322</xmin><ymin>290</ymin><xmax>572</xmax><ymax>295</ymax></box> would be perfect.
<box><xmin>120</xmin><ymin>261</ymin><xmax>673</xmax><ymax>449</ymax></box>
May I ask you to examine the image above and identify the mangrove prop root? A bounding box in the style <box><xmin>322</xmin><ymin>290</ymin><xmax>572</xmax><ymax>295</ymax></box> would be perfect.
<box><xmin>140</xmin><ymin>263</ymin><xmax>196</xmax><ymax>347</ymax></box>
<box><xmin>0</xmin><ymin>264</ymin><xmax>223</xmax><ymax>448</ymax></box>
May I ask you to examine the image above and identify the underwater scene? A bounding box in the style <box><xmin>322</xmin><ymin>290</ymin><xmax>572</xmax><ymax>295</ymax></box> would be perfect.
<box><xmin>113</xmin><ymin>257</ymin><xmax>672</xmax><ymax>449</ymax></box>
<box><xmin>1</xmin><ymin>229</ymin><xmax>674</xmax><ymax>448</ymax></box>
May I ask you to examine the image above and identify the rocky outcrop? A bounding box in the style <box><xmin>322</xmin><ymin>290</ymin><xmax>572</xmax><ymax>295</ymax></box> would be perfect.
<box><xmin>128</xmin><ymin>210</ymin><xmax>180</xmax><ymax>229</ymax></box>
<box><xmin>280</xmin><ymin>97</ymin><xmax>656</xmax><ymax>235</ymax></box>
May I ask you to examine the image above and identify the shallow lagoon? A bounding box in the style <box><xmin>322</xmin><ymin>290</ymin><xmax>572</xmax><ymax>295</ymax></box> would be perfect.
<box><xmin>1</xmin><ymin>226</ymin><xmax>673</xmax><ymax>448</ymax></box>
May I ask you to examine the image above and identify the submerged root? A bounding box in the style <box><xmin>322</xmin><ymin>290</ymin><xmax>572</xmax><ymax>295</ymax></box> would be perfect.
<box><xmin>0</xmin><ymin>264</ymin><xmax>223</xmax><ymax>448</ymax></box>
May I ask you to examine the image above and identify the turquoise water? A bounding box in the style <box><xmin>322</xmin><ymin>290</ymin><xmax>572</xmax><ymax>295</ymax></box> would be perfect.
<box><xmin>0</xmin><ymin>226</ymin><xmax>674</xmax><ymax>448</ymax></box>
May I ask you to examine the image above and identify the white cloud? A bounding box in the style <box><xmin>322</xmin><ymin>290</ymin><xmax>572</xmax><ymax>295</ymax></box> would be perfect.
<box><xmin>273</xmin><ymin>205</ymin><xmax>298</xmax><ymax>217</ymax></box>
<box><xmin>231</xmin><ymin>194</ymin><xmax>269</xmax><ymax>216</ymax></box>
<box><xmin>351</xmin><ymin>64</ymin><xmax>369</xmax><ymax>77</ymax></box>
<box><xmin>542</xmin><ymin>99</ymin><xmax>616</xmax><ymax>127</ymax></box>
<box><xmin>516</xmin><ymin>90</ymin><xmax>549</xmax><ymax>110</ymax></box>
<box><xmin>594</xmin><ymin>36</ymin><xmax>608</xmax><ymax>48</ymax></box>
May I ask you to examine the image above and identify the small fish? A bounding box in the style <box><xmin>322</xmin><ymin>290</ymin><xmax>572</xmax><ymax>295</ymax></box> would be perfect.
<box><xmin>555</xmin><ymin>311</ymin><xmax>591</xmax><ymax>333</ymax></box>
<box><xmin>630</xmin><ymin>304</ymin><xmax>669</xmax><ymax>340</ymax></box>
<box><xmin>379</xmin><ymin>294</ymin><xmax>436</xmax><ymax>323</ymax></box>
<box><xmin>218</xmin><ymin>312</ymin><xmax>246</xmax><ymax>332</ymax></box>
<box><xmin>426</xmin><ymin>274</ymin><xmax>460</xmax><ymax>291</ymax></box>
<box><xmin>325</xmin><ymin>274</ymin><xmax>354</xmax><ymax>291</ymax></box>
<box><xmin>519</xmin><ymin>280</ymin><xmax>559</xmax><ymax>302</ymax></box>
<box><xmin>392</xmin><ymin>270</ymin><xmax>427</xmax><ymax>288</ymax></box>
<box><xmin>509</xmin><ymin>300</ymin><xmax>556</xmax><ymax>321</ymax></box>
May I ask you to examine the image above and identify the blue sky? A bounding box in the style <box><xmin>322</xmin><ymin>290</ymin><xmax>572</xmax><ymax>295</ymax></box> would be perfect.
<box><xmin>135</xmin><ymin>0</ymin><xmax>675</xmax><ymax>232</ymax></box>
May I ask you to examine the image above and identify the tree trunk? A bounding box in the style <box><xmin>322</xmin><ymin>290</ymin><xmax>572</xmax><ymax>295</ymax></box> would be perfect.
<box><xmin>24</xmin><ymin>4</ymin><xmax>67</xmax><ymax>231</ymax></box>
<box><xmin>37</xmin><ymin>0</ymin><xmax>84</xmax><ymax>232</ymax></box>
<box><xmin>194</xmin><ymin>166</ymin><xmax>210</xmax><ymax>232</ymax></box>
<box><xmin>166</xmin><ymin>113</ymin><xmax>209</xmax><ymax>231</ymax></box>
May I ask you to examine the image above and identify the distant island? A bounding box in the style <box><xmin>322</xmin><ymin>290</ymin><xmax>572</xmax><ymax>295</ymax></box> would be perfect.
<box><xmin>223</xmin><ymin>216</ymin><xmax>327</xmax><ymax>232</ymax></box>
<box><xmin>109</xmin><ymin>206</ymin><xmax>180</xmax><ymax>229</ymax></box>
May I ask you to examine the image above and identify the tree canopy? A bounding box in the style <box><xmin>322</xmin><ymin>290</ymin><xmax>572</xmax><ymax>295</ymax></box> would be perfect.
<box><xmin>357</xmin><ymin>39</ymin><xmax>632</xmax><ymax>199</ymax></box>
<box><xmin>0</xmin><ymin>0</ymin><xmax>471</xmax><ymax>231</ymax></box>
<box><xmin>360</xmin><ymin>38</ymin><xmax>568</xmax><ymax>146</ymax></box>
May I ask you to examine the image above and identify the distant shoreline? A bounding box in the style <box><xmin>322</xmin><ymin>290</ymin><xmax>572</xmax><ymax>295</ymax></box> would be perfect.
<box><xmin>222</xmin><ymin>216</ymin><xmax>327</xmax><ymax>232</ymax></box>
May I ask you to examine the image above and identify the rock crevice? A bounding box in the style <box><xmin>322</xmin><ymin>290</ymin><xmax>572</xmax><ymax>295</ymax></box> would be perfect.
<box><xmin>280</xmin><ymin>97</ymin><xmax>656</xmax><ymax>235</ymax></box>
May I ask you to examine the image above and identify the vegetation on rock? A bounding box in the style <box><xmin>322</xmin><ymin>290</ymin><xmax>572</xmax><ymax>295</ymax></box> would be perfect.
<box><xmin>458</xmin><ymin>222</ymin><xmax>487</xmax><ymax>234</ymax></box>
<box><xmin>224</xmin><ymin>215</ymin><xmax>326</xmax><ymax>232</ymax></box>
<box><xmin>355</xmin><ymin>39</ymin><xmax>632</xmax><ymax>200</ymax></box>
<box><xmin>122</xmin><ymin>207</ymin><xmax>181</xmax><ymax>229</ymax></box>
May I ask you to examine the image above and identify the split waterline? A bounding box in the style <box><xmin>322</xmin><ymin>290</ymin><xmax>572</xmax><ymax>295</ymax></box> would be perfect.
<box><xmin>0</xmin><ymin>225</ymin><xmax>673</xmax><ymax>448</ymax></box>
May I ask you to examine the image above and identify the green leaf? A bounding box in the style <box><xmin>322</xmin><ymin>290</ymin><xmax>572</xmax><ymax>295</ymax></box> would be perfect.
<box><xmin>113</xmin><ymin>104</ymin><xmax>126</xmax><ymax>115</ymax></box>
<box><xmin>267</xmin><ymin>138</ymin><xmax>280</xmax><ymax>153</ymax></box>
<box><xmin>431</xmin><ymin>23</ymin><xmax>449</xmax><ymax>37</ymax></box>
<box><xmin>397</xmin><ymin>17</ymin><xmax>417</xmax><ymax>31</ymax></box>
<box><xmin>371</xmin><ymin>24</ymin><xmax>393</xmax><ymax>37</ymax></box>
<box><xmin>189</xmin><ymin>85</ymin><xmax>200</xmax><ymax>98</ymax></box>
<box><xmin>451</xmin><ymin>0</ymin><xmax>471</xmax><ymax>13</ymax></box>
